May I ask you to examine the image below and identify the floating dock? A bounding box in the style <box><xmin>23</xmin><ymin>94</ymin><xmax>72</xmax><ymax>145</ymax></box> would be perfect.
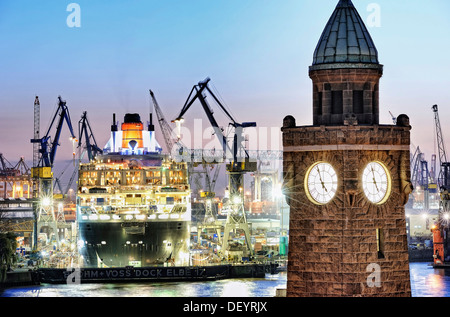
<box><xmin>36</xmin><ymin>263</ymin><xmax>278</xmax><ymax>284</ymax></box>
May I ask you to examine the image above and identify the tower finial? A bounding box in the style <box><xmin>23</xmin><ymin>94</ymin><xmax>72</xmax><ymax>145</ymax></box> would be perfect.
<box><xmin>336</xmin><ymin>0</ymin><xmax>354</xmax><ymax>7</ymax></box>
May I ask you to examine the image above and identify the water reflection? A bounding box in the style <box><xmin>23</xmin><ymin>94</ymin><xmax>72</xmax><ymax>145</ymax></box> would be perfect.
<box><xmin>410</xmin><ymin>262</ymin><xmax>450</xmax><ymax>297</ymax></box>
<box><xmin>3</xmin><ymin>264</ymin><xmax>450</xmax><ymax>297</ymax></box>
<box><xmin>0</xmin><ymin>272</ymin><xmax>287</xmax><ymax>297</ymax></box>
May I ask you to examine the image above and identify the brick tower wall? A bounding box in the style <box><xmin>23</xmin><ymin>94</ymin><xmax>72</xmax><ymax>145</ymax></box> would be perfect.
<box><xmin>282</xmin><ymin>124</ymin><xmax>412</xmax><ymax>297</ymax></box>
<box><xmin>309</xmin><ymin>66</ymin><xmax>383</xmax><ymax>126</ymax></box>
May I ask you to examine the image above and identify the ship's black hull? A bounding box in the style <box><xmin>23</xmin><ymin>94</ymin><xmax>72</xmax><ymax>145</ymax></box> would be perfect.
<box><xmin>78</xmin><ymin>220</ymin><xmax>190</xmax><ymax>267</ymax></box>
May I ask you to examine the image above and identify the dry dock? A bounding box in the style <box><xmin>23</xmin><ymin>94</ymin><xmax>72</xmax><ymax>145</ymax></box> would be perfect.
<box><xmin>36</xmin><ymin>263</ymin><xmax>278</xmax><ymax>284</ymax></box>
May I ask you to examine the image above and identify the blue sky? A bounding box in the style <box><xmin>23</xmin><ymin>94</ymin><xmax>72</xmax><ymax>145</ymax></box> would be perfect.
<box><xmin>1</xmin><ymin>0</ymin><xmax>450</xmax><ymax>168</ymax></box>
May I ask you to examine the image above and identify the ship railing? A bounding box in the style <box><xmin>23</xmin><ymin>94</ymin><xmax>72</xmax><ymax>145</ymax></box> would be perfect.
<box><xmin>78</xmin><ymin>212</ymin><xmax>191</xmax><ymax>221</ymax></box>
<box><xmin>77</xmin><ymin>204</ymin><xmax>190</xmax><ymax>221</ymax></box>
<box><xmin>77</xmin><ymin>203</ymin><xmax>187</xmax><ymax>213</ymax></box>
<box><xmin>170</xmin><ymin>148</ymin><xmax>283</xmax><ymax>163</ymax></box>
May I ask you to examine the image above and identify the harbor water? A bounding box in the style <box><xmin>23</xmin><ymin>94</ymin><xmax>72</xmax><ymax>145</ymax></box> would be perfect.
<box><xmin>1</xmin><ymin>262</ymin><xmax>450</xmax><ymax>297</ymax></box>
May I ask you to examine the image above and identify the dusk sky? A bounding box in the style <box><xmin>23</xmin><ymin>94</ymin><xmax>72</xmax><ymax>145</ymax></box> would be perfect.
<box><xmin>1</xmin><ymin>0</ymin><xmax>449</xmax><ymax>171</ymax></box>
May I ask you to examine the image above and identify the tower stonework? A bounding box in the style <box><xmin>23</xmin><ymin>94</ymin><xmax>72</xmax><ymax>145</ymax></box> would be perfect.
<box><xmin>282</xmin><ymin>0</ymin><xmax>412</xmax><ymax>297</ymax></box>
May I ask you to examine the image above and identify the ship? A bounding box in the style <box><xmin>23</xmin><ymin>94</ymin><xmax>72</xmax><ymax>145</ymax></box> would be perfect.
<box><xmin>76</xmin><ymin>113</ymin><xmax>191</xmax><ymax>268</ymax></box>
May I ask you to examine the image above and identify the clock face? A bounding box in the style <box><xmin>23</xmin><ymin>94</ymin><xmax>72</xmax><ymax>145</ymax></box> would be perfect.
<box><xmin>362</xmin><ymin>161</ymin><xmax>391</xmax><ymax>204</ymax></box>
<box><xmin>305</xmin><ymin>162</ymin><xmax>338</xmax><ymax>205</ymax></box>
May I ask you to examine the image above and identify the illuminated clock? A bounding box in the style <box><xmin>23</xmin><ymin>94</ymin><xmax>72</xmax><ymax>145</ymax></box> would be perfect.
<box><xmin>362</xmin><ymin>161</ymin><xmax>391</xmax><ymax>204</ymax></box>
<box><xmin>305</xmin><ymin>162</ymin><xmax>338</xmax><ymax>205</ymax></box>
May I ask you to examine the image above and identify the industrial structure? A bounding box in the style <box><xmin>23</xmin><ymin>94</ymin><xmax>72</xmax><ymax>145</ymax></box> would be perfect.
<box><xmin>0</xmin><ymin>83</ymin><xmax>287</xmax><ymax>270</ymax></box>
<box><xmin>431</xmin><ymin>105</ymin><xmax>450</xmax><ymax>266</ymax></box>
<box><xmin>173</xmin><ymin>78</ymin><xmax>257</xmax><ymax>259</ymax></box>
<box><xmin>30</xmin><ymin>96</ymin><xmax>78</xmax><ymax>248</ymax></box>
<box><xmin>0</xmin><ymin>154</ymin><xmax>34</xmax><ymax>241</ymax></box>
<box><xmin>0</xmin><ymin>154</ymin><xmax>32</xmax><ymax>200</ymax></box>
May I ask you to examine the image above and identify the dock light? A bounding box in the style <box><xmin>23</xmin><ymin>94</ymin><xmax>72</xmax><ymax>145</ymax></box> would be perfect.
<box><xmin>232</xmin><ymin>195</ymin><xmax>242</xmax><ymax>204</ymax></box>
<box><xmin>273</xmin><ymin>184</ymin><xmax>283</xmax><ymax>198</ymax></box>
<box><xmin>174</xmin><ymin>118</ymin><xmax>184</xmax><ymax>139</ymax></box>
<box><xmin>41</xmin><ymin>197</ymin><xmax>51</xmax><ymax>207</ymax></box>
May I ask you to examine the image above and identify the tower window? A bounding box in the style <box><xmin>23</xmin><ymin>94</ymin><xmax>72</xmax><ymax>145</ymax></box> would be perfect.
<box><xmin>353</xmin><ymin>90</ymin><xmax>364</xmax><ymax>114</ymax></box>
<box><xmin>317</xmin><ymin>92</ymin><xmax>323</xmax><ymax>116</ymax></box>
<box><xmin>331</xmin><ymin>91</ymin><xmax>343</xmax><ymax>114</ymax></box>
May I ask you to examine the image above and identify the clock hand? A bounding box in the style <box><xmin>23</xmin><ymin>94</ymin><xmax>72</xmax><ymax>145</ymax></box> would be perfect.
<box><xmin>316</xmin><ymin>166</ymin><xmax>328</xmax><ymax>193</ymax></box>
<box><xmin>371</xmin><ymin>167</ymin><xmax>379</xmax><ymax>191</ymax></box>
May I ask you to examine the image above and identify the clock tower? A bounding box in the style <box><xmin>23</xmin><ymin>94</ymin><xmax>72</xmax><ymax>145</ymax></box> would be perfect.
<box><xmin>282</xmin><ymin>0</ymin><xmax>412</xmax><ymax>297</ymax></box>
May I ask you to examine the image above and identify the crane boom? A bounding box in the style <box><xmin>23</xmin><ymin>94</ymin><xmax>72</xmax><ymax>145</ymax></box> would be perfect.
<box><xmin>149</xmin><ymin>90</ymin><xmax>181</xmax><ymax>154</ymax></box>
<box><xmin>31</xmin><ymin>96</ymin><xmax>77</xmax><ymax>168</ymax></box>
<box><xmin>78</xmin><ymin>111</ymin><xmax>102</xmax><ymax>162</ymax></box>
<box><xmin>173</xmin><ymin>77</ymin><xmax>256</xmax><ymax>163</ymax></box>
<box><xmin>433</xmin><ymin>105</ymin><xmax>447</xmax><ymax>166</ymax></box>
<box><xmin>433</xmin><ymin>104</ymin><xmax>450</xmax><ymax>189</ymax></box>
<box><xmin>173</xmin><ymin>78</ymin><xmax>257</xmax><ymax>257</ymax></box>
<box><xmin>174</xmin><ymin>78</ymin><xmax>229</xmax><ymax>155</ymax></box>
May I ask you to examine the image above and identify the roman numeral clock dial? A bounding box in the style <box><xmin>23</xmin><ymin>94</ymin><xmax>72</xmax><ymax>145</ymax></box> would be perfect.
<box><xmin>362</xmin><ymin>161</ymin><xmax>391</xmax><ymax>204</ymax></box>
<box><xmin>305</xmin><ymin>162</ymin><xmax>338</xmax><ymax>205</ymax></box>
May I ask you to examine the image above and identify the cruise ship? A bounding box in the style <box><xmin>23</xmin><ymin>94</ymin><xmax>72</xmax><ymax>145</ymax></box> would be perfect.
<box><xmin>76</xmin><ymin>113</ymin><xmax>191</xmax><ymax>268</ymax></box>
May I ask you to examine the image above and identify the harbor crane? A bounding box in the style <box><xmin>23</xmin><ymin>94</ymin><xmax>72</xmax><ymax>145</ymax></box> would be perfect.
<box><xmin>0</xmin><ymin>154</ymin><xmax>31</xmax><ymax>199</ymax></box>
<box><xmin>31</xmin><ymin>96</ymin><xmax>77</xmax><ymax>169</ymax></box>
<box><xmin>389</xmin><ymin>111</ymin><xmax>397</xmax><ymax>124</ymax></box>
<box><xmin>54</xmin><ymin>111</ymin><xmax>102</xmax><ymax>197</ymax></box>
<box><xmin>30</xmin><ymin>96</ymin><xmax>77</xmax><ymax>249</ymax></box>
<box><xmin>431</xmin><ymin>104</ymin><xmax>450</xmax><ymax>265</ymax></box>
<box><xmin>173</xmin><ymin>77</ymin><xmax>257</xmax><ymax>258</ymax></box>
<box><xmin>433</xmin><ymin>105</ymin><xmax>450</xmax><ymax>190</ymax></box>
<box><xmin>149</xmin><ymin>89</ymin><xmax>182</xmax><ymax>155</ymax></box>
<box><xmin>411</xmin><ymin>146</ymin><xmax>432</xmax><ymax>210</ymax></box>
<box><xmin>78</xmin><ymin>111</ymin><xmax>103</xmax><ymax>162</ymax></box>
<box><xmin>150</xmin><ymin>89</ymin><xmax>222</xmax><ymax>243</ymax></box>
